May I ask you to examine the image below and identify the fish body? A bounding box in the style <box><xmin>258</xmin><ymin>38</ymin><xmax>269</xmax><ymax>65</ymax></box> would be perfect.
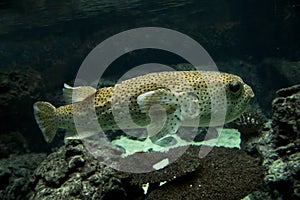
<box><xmin>33</xmin><ymin>71</ymin><xmax>254</xmax><ymax>145</ymax></box>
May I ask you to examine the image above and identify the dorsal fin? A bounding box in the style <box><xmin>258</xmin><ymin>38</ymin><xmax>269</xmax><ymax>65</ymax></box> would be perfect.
<box><xmin>63</xmin><ymin>83</ymin><xmax>97</xmax><ymax>104</ymax></box>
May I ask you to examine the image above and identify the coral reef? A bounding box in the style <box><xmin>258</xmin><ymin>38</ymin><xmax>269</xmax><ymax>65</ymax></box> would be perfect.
<box><xmin>0</xmin><ymin>153</ymin><xmax>46</xmax><ymax>199</ymax></box>
<box><xmin>246</xmin><ymin>84</ymin><xmax>300</xmax><ymax>199</ymax></box>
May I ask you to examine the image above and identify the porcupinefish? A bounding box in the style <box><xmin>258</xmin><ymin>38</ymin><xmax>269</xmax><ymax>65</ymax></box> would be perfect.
<box><xmin>33</xmin><ymin>71</ymin><xmax>254</xmax><ymax>145</ymax></box>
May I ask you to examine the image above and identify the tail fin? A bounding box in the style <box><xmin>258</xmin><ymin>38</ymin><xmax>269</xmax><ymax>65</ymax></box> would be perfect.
<box><xmin>33</xmin><ymin>101</ymin><xmax>58</xmax><ymax>143</ymax></box>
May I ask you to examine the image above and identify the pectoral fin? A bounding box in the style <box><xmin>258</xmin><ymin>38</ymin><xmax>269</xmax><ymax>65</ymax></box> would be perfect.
<box><xmin>137</xmin><ymin>89</ymin><xmax>178</xmax><ymax>112</ymax></box>
<box><xmin>137</xmin><ymin>89</ymin><xmax>181</xmax><ymax>146</ymax></box>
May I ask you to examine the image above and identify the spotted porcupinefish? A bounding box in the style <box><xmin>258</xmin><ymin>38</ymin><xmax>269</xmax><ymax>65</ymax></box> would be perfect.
<box><xmin>33</xmin><ymin>71</ymin><xmax>254</xmax><ymax>145</ymax></box>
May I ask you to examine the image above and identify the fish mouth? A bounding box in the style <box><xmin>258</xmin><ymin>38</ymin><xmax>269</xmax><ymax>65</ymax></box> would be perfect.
<box><xmin>245</xmin><ymin>85</ymin><xmax>255</xmax><ymax>98</ymax></box>
<box><xmin>244</xmin><ymin>85</ymin><xmax>254</xmax><ymax>104</ymax></box>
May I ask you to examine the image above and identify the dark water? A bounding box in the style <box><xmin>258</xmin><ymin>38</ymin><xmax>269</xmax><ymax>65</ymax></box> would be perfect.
<box><xmin>1</xmin><ymin>0</ymin><xmax>299</xmax><ymax>62</ymax></box>
<box><xmin>0</xmin><ymin>1</ymin><xmax>299</xmax><ymax>199</ymax></box>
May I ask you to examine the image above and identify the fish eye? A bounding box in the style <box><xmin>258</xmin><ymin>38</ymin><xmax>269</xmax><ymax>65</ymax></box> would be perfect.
<box><xmin>229</xmin><ymin>81</ymin><xmax>242</xmax><ymax>93</ymax></box>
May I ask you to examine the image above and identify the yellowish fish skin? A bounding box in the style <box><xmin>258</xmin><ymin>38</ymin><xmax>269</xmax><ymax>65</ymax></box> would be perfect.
<box><xmin>33</xmin><ymin>71</ymin><xmax>254</xmax><ymax>143</ymax></box>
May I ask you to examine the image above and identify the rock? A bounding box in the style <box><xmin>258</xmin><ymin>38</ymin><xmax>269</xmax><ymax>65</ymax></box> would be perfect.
<box><xmin>31</xmin><ymin>140</ymin><xmax>142</xmax><ymax>200</ymax></box>
<box><xmin>276</xmin><ymin>84</ymin><xmax>300</xmax><ymax>97</ymax></box>
<box><xmin>272</xmin><ymin>86</ymin><xmax>300</xmax><ymax>140</ymax></box>
<box><xmin>0</xmin><ymin>153</ymin><xmax>46</xmax><ymax>200</ymax></box>
<box><xmin>247</xmin><ymin>84</ymin><xmax>300</xmax><ymax>199</ymax></box>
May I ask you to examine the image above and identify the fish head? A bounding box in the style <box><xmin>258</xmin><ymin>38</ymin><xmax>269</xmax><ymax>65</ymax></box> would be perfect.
<box><xmin>178</xmin><ymin>71</ymin><xmax>255</xmax><ymax>127</ymax></box>
<box><xmin>222</xmin><ymin>73</ymin><xmax>255</xmax><ymax>123</ymax></box>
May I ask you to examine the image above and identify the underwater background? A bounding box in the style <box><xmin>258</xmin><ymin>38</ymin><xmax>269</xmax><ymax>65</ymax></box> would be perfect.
<box><xmin>0</xmin><ymin>0</ymin><xmax>299</xmax><ymax>199</ymax></box>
